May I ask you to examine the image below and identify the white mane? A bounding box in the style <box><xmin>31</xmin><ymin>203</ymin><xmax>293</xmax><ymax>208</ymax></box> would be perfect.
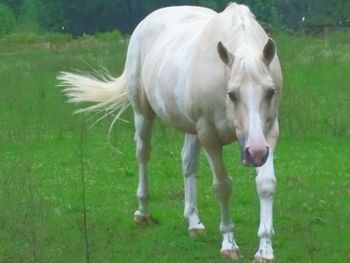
<box><xmin>224</xmin><ymin>3</ymin><xmax>258</xmax><ymax>48</ymax></box>
<box><xmin>223</xmin><ymin>3</ymin><xmax>274</xmax><ymax>87</ymax></box>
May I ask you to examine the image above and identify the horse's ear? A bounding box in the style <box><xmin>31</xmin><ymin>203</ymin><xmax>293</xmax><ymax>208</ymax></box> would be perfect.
<box><xmin>217</xmin><ymin>41</ymin><xmax>234</xmax><ymax>66</ymax></box>
<box><xmin>262</xmin><ymin>38</ymin><xmax>276</xmax><ymax>65</ymax></box>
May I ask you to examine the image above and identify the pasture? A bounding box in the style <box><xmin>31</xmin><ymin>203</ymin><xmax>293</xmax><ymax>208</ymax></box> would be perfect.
<box><xmin>1</xmin><ymin>31</ymin><xmax>350</xmax><ymax>262</ymax></box>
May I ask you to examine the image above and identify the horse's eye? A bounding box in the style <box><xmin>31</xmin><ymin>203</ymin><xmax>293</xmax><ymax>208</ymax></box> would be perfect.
<box><xmin>228</xmin><ymin>91</ymin><xmax>239</xmax><ymax>102</ymax></box>
<box><xmin>266</xmin><ymin>88</ymin><xmax>276</xmax><ymax>99</ymax></box>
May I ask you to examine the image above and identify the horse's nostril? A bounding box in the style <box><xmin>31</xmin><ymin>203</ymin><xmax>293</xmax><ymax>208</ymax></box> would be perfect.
<box><xmin>262</xmin><ymin>146</ymin><xmax>270</xmax><ymax>164</ymax></box>
<box><xmin>245</xmin><ymin>146</ymin><xmax>269</xmax><ymax>166</ymax></box>
<box><xmin>245</xmin><ymin>147</ymin><xmax>252</xmax><ymax>160</ymax></box>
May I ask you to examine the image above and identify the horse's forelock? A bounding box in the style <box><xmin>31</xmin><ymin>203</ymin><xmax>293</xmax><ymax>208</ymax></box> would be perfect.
<box><xmin>231</xmin><ymin>52</ymin><xmax>274</xmax><ymax>88</ymax></box>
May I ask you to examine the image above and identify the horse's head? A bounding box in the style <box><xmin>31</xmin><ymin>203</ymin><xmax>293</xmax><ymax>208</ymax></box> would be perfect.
<box><xmin>217</xmin><ymin>39</ymin><xmax>279</xmax><ymax>167</ymax></box>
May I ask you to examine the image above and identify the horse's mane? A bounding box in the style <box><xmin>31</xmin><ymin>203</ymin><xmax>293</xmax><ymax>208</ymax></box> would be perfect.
<box><xmin>224</xmin><ymin>3</ymin><xmax>258</xmax><ymax>48</ymax></box>
<box><xmin>225</xmin><ymin>2</ymin><xmax>255</xmax><ymax>19</ymax></box>
<box><xmin>223</xmin><ymin>3</ymin><xmax>274</xmax><ymax>88</ymax></box>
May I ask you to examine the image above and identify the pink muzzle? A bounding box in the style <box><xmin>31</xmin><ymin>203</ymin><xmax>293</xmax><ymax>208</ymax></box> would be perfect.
<box><xmin>242</xmin><ymin>141</ymin><xmax>269</xmax><ymax>167</ymax></box>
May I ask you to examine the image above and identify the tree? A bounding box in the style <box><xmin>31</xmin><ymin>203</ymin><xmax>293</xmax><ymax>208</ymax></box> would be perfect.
<box><xmin>2</xmin><ymin>0</ymin><xmax>24</xmax><ymax>18</ymax></box>
<box><xmin>18</xmin><ymin>0</ymin><xmax>40</xmax><ymax>32</ymax></box>
<box><xmin>38</xmin><ymin>0</ymin><xmax>66</xmax><ymax>32</ymax></box>
<box><xmin>198</xmin><ymin>0</ymin><xmax>230</xmax><ymax>11</ymax></box>
<box><xmin>1</xmin><ymin>0</ymin><xmax>349</xmax><ymax>35</ymax></box>
<box><xmin>0</xmin><ymin>4</ymin><xmax>16</xmax><ymax>36</ymax></box>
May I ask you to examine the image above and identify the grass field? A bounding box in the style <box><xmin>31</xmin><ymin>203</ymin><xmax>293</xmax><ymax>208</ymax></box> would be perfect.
<box><xmin>1</xmin><ymin>31</ymin><xmax>350</xmax><ymax>262</ymax></box>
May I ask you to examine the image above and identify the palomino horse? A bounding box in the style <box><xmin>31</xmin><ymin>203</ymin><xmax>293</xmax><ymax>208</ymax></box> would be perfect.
<box><xmin>59</xmin><ymin>3</ymin><xmax>282</xmax><ymax>262</ymax></box>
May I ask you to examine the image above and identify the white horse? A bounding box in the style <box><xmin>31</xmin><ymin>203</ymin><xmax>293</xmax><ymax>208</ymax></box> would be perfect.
<box><xmin>58</xmin><ymin>3</ymin><xmax>282</xmax><ymax>262</ymax></box>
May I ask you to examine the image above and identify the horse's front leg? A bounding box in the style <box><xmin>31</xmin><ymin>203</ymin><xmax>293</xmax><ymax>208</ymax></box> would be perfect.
<box><xmin>253</xmin><ymin>148</ymin><xmax>276</xmax><ymax>263</ymax></box>
<box><xmin>197</xmin><ymin>118</ymin><xmax>239</xmax><ymax>260</ymax></box>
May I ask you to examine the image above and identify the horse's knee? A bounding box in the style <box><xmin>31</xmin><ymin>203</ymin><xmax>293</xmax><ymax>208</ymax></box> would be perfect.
<box><xmin>213</xmin><ymin>176</ymin><xmax>232</xmax><ymax>199</ymax></box>
<box><xmin>181</xmin><ymin>156</ymin><xmax>197</xmax><ymax>177</ymax></box>
<box><xmin>256</xmin><ymin>176</ymin><xmax>276</xmax><ymax>199</ymax></box>
<box><xmin>184</xmin><ymin>203</ymin><xmax>197</xmax><ymax>218</ymax></box>
<box><xmin>258</xmin><ymin>223</ymin><xmax>274</xmax><ymax>238</ymax></box>
<box><xmin>181</xmin><ymin>137</ymin><xmax>200</xmax><ymax>177</ymax></box>
<box><xmin>181</xmin><ymin>147</ymin><xmax>191</xmax><ymax>174</ymax></box>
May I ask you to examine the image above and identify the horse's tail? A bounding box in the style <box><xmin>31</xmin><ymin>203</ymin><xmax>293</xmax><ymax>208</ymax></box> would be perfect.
<box><xmin>57</xmin><ymin>70</ymin><xmax>130</xmax><ymax>126</ymax></box>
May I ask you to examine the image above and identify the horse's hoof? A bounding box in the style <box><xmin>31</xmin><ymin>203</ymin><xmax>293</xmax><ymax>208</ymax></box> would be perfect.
<box><xmin>188</xmin><ymin>228</ymin><xmax>206</xmax><ymax>238</ymax></box>
<box><xmin>133</xmin><ymin>215</ymin><xmax>154</xmax><ymax>225</ymax></box>
<box><xmin>252</xmin><ymin>256</ymin><xmax>275</xmax><ymax>263</ymax></box>
<box><xmin>221</xmin><ymin>249</ymin><xmax>240</xmax><ymax>260</ymax></box>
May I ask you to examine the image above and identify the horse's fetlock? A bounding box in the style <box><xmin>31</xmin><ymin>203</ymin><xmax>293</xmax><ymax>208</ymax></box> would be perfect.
<box><xmin>258</xmin><ymin>225</ymin><xmax>274</xmax><ymax>238</ymax></box>
<box><xmin>184</xmin><ymin>205</ymin><xmax>197</xmax><ymax>218</ymax></box>
<box><xmin>220</xmin><ymin>223</ymin><xmax>234</xmax><ymax>234</ymax></box>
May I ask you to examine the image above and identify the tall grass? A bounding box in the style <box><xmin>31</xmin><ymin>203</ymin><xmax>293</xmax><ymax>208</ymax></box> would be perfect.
<box><xmin>0</xmin><ymin>31</ymin><xmax>349</xmax><ymax>262</ymax></box>
<box><xmin>275</xmin><ymin>31</ymin><xmax>350</xmax><ymax>138</ymax></box>
<box><xmin>0</xmin><ymin>32</ymin><xmax>128</xmax><ymax>262</ymax></box>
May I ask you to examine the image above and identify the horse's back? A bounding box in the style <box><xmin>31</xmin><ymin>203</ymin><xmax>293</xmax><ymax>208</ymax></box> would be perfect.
<box><xmin>126</xmin><ymin>6</ymin><xmax>216</xmax><ymax>133</ymax></box>
<box><xmin>132</xmin><ymin>6</ymin><xmax>215</xmax><ymax>55</ymax></box>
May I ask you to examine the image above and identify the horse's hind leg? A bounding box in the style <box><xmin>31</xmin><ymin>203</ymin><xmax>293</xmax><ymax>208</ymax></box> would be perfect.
<box><xmin>133</xmin><ymin>112</ymin><xmax>154</xmax><ymax>224</ymax></box>
<box><xmin>181</xmin><ymin>134</ymin><xmax>205</xmax><ymax>236</ymax></box>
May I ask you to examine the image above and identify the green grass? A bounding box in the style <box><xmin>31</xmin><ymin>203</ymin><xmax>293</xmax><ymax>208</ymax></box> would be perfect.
<box><xmin>1</xmin><ymin>31</ymin><xmax>350</xmax><ymax>262</ymax></box>
<box><xmin>275</xmin><ymin>32</ymin><xmax>350</xmax><ymax>138</ymax></box>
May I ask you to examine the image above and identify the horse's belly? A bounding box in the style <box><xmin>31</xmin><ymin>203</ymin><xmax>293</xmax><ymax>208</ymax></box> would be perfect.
<box><xmin>145</xmin><ymin>63</ymin><xmax>197</xmax><ymax>134</ymax></box>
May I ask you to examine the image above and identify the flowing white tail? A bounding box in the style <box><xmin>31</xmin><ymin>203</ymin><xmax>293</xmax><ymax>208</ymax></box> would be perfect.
<box><xmin>57</xmin><ymin>71</ymin><xmax>130</xmax><ymax>126</ymax></box>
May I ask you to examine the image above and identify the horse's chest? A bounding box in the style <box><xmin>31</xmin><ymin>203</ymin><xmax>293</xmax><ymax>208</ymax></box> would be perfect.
<box><xmin>215</xmin><ymin>119</ymin><xmax>237</xmax><ymax>144</ymax></box>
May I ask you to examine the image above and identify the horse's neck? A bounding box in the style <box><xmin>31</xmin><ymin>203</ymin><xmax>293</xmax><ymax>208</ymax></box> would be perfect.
<box><xmin>188</xmin><ymin>5</ymin><xmax>269</xmax><ymax>77</ymax></box>
<box><xmin>187</xmin><ymin>7</ymin><xmax>268</xmax><ymax>94</ymax></box>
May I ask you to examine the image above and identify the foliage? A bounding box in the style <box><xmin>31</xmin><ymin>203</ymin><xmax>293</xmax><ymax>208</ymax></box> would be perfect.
<box><xmin>0</xmin><ymin>31</ymin><xmax>41</xmax><ymax>43</ymax></box>
<box><xmin>1</xmin><ymin>0</ymin><xmax>349</xmax><ymax>35</ymax></box>
<box><xmin>42</xmin><ymin>32</ymin><xmax>72</xmax><ymax>43</ymax></box>
<box><xmin>0</xmin><ymin>32</ymin><xmax>73</xmax><ymax>44</ymax></box>
<box><xmin>198</xmin><ymin>0</ymin><xmax>228</xmax><ymax>10</ymax></box>
<box><xmin>95</xmin><ymin>30</ymin><xmax>124</xmax><ymax>42</ymax></box>
<box><xmin>37</xmin><ymin>0</ymin><xmax>66</xmax><ymax>32</ymax></box>
<box><xmin>0</xmin><ymin>4</ymin><xmax>16</xmax><ymax>36</ymax></box>
<box><xmin>17</xmin><ymin>0</ymin><xmax>40</xmax><ymax>32</ymax></box>
<box><xmin>248</xmin><ymin>0</ymin><xmax>284</xmax><ymax>31</ymax></box>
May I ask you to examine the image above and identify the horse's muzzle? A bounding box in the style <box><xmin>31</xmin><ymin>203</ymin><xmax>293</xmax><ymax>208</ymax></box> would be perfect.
<box><xmin>240</xmin><ymin>143</ymin><xmax>269</xmax><ymax>167</ymax></box>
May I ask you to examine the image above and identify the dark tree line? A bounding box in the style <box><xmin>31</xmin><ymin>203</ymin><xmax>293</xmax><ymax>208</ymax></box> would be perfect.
<box><xmin>0</xmin><ymin>0</ymin><xmax>349</xmax><ymax>36</ymax></box>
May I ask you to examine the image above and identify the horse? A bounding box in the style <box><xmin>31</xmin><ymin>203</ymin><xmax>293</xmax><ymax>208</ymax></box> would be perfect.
<box><xmin>58</xmin><ymin>3</ymin><xmax>282</xmax><ymax>262</ymax></box>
